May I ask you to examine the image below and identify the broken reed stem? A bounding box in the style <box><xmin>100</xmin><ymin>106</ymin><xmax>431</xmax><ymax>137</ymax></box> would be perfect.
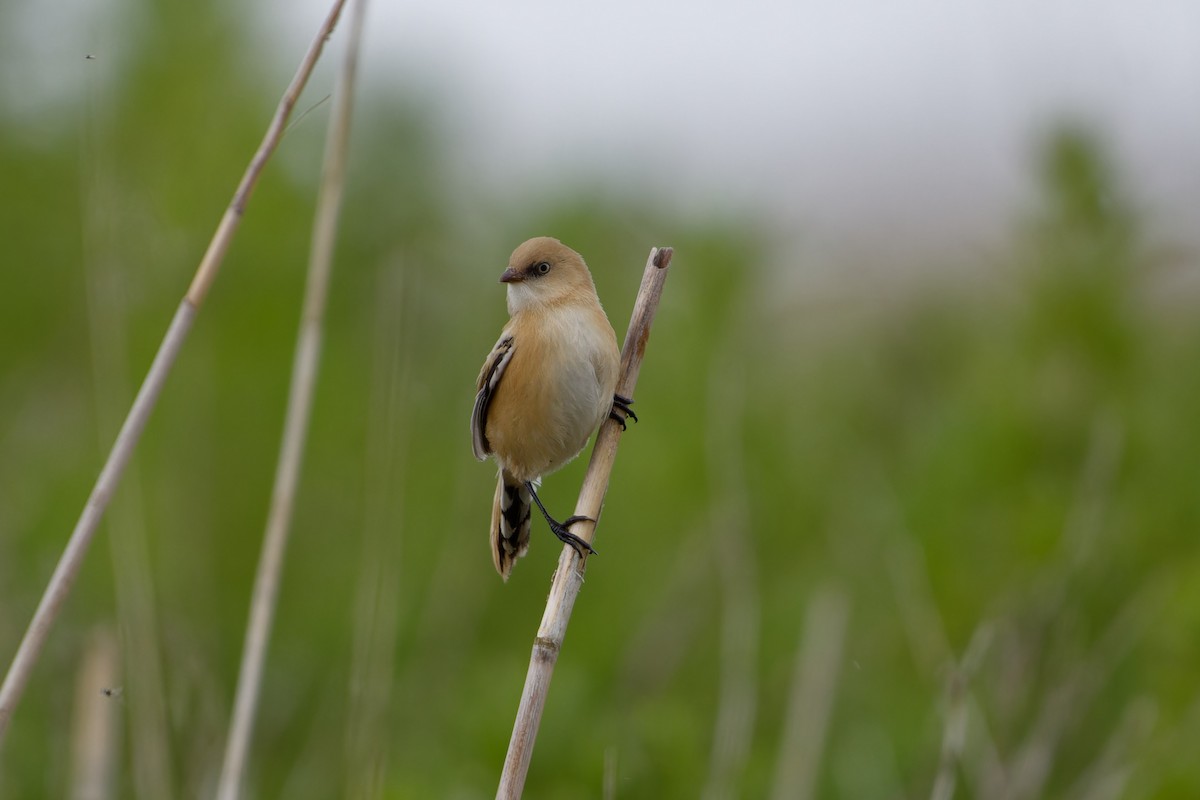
<box><xmin>214</xmin><ymin>1</ymin><xmax>364</xmax><ymax>798</ymax></box>
<box><xmin>0</xmin><ymin>0</ymin><xmax>348</xmax><ymax>748</ymax></box>
<box><xmin>496</xmin><ymin>246</ymin><xmax>674</xmax><ymax>800</ymax></box>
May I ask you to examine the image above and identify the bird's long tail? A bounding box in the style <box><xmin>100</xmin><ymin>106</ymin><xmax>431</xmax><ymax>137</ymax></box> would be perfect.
<box><xmin>491</xmin><ymin>471</ymin><xmax>532</xmax><ymax>581</ymax></box>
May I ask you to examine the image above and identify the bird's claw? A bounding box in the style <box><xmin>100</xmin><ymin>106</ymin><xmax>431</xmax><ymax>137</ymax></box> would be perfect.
<box><xmin>550</xmin><ymin>517</ymin><xmax>598</xmax><ymax>559</ymax></box>
<box><xmin>610</xmin><ymin>393</ymin><xmax>638</xmax><ymax>430</ymax></box>
<box><xmin>523</xmin><ymin>480</ymin><xmax>598</xmax><ymax>559</ymax></box>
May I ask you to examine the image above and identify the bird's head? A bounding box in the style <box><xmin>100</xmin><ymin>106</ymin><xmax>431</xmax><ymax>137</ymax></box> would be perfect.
<box><xmin>501</xmin><ymin>237</ymin><xmax>597</xmax><ymax>314</ymax></box>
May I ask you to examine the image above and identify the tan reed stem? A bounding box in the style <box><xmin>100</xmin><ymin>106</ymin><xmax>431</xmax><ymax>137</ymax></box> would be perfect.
<box><xmin>214</xmin><ymin>0</ymin><xmax>365</xmax><ymax>797</ymax></box>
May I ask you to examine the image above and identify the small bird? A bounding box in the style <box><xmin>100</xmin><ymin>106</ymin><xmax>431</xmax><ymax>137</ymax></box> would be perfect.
<box><xmin>472</xmin><ymin>237</ymin><xmax>636</xmax><ymax>580</ymax></box>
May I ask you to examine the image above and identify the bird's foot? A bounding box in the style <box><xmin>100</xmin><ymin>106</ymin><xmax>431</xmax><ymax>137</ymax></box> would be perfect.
<box><xmin>610</xmin><ymin>393</ymin><xmax>638</xmax><ymax>430</ymax></box>
<box><xmin>523</xmin><ymin>481</ymin><xmax>599</xmax><ymax>559</ymax></box>
<box><xmin>549</xmin><ymin>515</ymin><xmax>598</xmax><ymax>559</ymax></box>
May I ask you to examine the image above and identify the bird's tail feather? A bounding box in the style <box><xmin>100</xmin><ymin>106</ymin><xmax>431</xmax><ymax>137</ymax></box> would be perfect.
<box><xmin>491</xmin><ymin>472</ymin><xmax>532</xmax><ymax>581</ymax></box>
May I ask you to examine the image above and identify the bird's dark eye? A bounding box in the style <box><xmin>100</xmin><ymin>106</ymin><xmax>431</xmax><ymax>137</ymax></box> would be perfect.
<box><xmin>534</xmin><ymin>261</ymin><xmax>551</xmax><ymax>275</ymax></box>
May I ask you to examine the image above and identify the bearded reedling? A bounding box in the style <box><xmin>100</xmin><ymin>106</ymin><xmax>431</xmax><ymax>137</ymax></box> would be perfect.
<box><xmin>471</xmin><ymin>237</ymin><xmax>636</xmax><ymax>580</ymax></box>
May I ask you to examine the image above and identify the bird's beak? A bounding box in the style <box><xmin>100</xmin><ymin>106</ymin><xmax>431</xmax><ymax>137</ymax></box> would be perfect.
<box><xmin>499</xmin><ymin>267</ymin><xmax>522</xmax><ymax>283</ymax></box>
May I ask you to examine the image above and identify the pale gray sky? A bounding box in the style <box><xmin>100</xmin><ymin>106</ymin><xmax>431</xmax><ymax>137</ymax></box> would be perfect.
<box><xmin>259</xmin><ymin>0</ymin><xmax>1199</xmax><ymax>258</ymax></box>
<box><xmin>5</xmin><ymin>0</ymin><xmax>1195</xmax><ymax>260</ymax></box>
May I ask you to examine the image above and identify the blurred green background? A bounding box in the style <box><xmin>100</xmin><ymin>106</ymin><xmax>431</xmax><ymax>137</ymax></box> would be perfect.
<box><xmin>3</xmin><ymin>2</ymin><xmax>1200</xmax><ymax>798</ymax></box>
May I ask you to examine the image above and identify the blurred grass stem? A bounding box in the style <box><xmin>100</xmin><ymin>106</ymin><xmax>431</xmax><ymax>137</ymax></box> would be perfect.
<box><xmin>68</xmin><ymin>628</ymin><xmax>120</xmax><ymax>800</ymax></box>
<box><xmin>702</xmin><ymin>332</ymin><xmax>759</xmax><ymax>800</ymax></box>
<box><xmin>342</xmin><ymin>267</ymin><xmax>408</xmax><ymax>799</ymax></box>
<box><xmin>215</xmin><ymin>0</ymin><xmax>364</xmax><ymax>797</ymax></box>
<box><xmin>769</xmin><ymin>586</ymin><xmax>850</xmax><ymax>800</ymax></box>
<box><xmin>930</xmin><ymin>625</ymin><xmax>992</xmax><ymax>800</ymax></box>
<box><xmin>0</xmin><ymin>0</ymin><xmax>349</xmax><ymax>748</ymax></box>
<box><xmin>81</xmin><ymin>78</ymin><xmax>175</xmax><ymax>797</ymax></box>
<box><xmin>496</xmin><ymin>246</ymin><xmax>673</xmax><ymax>800</ymax></box>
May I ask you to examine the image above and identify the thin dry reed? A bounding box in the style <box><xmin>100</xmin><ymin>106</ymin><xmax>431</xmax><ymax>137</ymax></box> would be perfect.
<box><xmin>215</xmin><ymin>0</ymin><xmax>365</xmax><ymax>796</ymax></box>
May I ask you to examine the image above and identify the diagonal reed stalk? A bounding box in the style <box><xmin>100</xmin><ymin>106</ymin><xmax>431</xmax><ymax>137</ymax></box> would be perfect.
<box><xmin>0</xmin><ymin>0</ymin><xmax>350</xmax><ymax>746</ymax></box>
<box><xmin>214</xmin><ymin>0</ymin><xmax>366</xmax><ymax>797</ymax></box>
<box><xmin>496</xmin><ymin>246</ymin><xmax>674</xmax><ymax>800</ymax></box>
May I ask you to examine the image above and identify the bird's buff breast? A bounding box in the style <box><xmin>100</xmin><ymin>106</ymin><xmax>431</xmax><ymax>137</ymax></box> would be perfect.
<box><xmin>485</xmin><ymin>313</ymin><xmax>615</xmax><ymax>482</ymax></box>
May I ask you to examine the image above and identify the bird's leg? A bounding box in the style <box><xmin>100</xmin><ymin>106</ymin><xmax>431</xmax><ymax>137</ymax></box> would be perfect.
<box><xmin>523</xmin><ymin>481</ymin><xmax>597</xmax><ymax>558</ymax></box>
<box><xmin>609</xmin><ymin>393</ymin><xmax>638</xmax><ymax>430</ymax></box>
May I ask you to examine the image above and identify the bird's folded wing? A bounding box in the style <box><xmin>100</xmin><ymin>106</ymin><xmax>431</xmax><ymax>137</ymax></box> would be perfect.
<box><xmin>471</xmin><ymin>333</ymin><xmax>515</xmax><ymax>460</ymax></box>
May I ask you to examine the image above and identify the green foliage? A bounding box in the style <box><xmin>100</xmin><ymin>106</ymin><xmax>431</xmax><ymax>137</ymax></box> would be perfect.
<box><xmin>2</xmin><ymin>8</ymin><xmax>1199</xmax><ymax>800</ymax></box>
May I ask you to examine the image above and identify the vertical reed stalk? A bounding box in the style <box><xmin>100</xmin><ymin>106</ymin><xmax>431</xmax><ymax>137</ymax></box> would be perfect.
<box><xmin>215</xmin><ymin>0</ymin><xmax>365</xmax><ymax>797</ymax></box>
